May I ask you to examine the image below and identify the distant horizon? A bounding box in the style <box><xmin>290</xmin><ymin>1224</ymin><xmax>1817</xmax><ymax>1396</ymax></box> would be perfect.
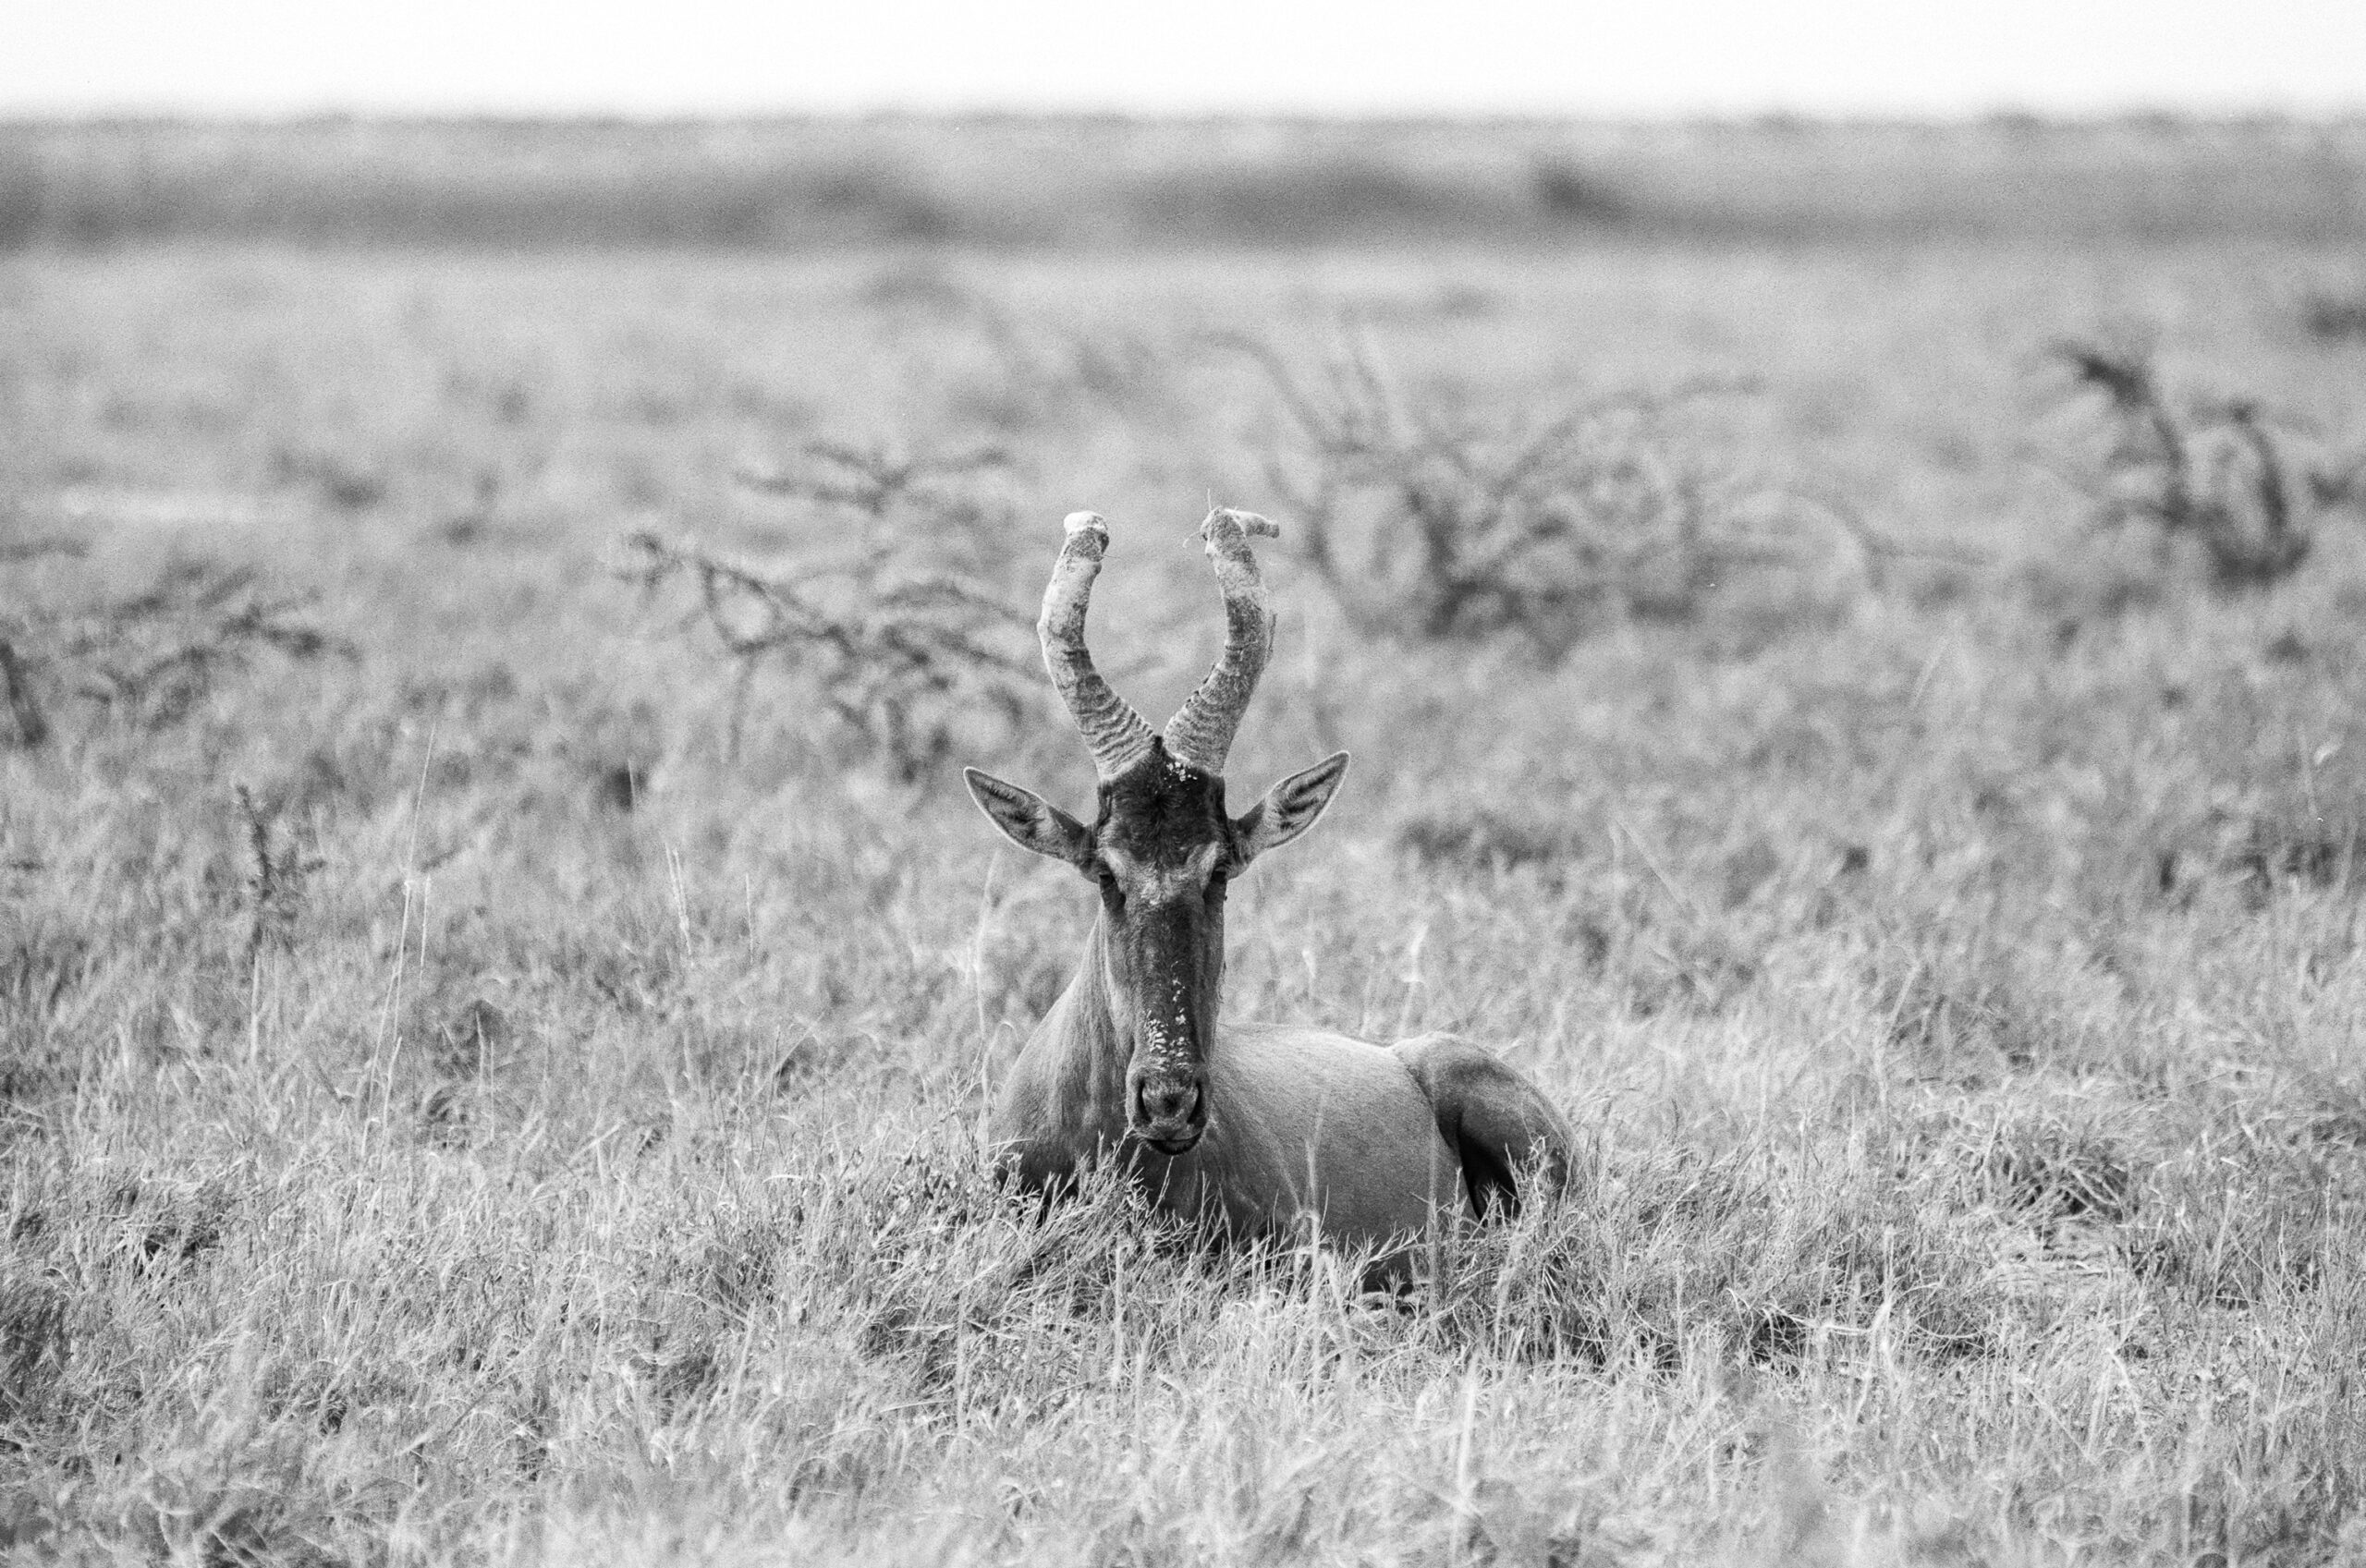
<box><xmin>10</xmin><ymin>0</ymin><xmax>2363</xmax><ymax>124</ymax></box>
<box><xmin>7</xmin><ymin>106</ymin><xmax>2365</xmax><ymax>131</ymax></box>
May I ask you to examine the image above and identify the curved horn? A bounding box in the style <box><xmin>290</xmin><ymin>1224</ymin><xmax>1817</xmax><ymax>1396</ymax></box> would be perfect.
<box><xmin>1163</xmin><ymin>507</ymin><xmax>1278</xmax><ymax>775</ymax></box>
<box><xmin>1041</xmin><ymin>511</ymin><xmax>1156</xmax><ymax>781</ymax></box>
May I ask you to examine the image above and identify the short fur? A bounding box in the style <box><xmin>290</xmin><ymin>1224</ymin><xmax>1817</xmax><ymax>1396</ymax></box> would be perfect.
<box><xmin>970</xmin><ymin>742</ymin><xmax>1575</xmax><ymax>1274</ymax></box>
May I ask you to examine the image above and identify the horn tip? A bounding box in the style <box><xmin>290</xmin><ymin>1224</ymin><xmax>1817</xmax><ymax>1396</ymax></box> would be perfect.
<box><xmin>1202</xmin><ymin>507</ymin><xmax>1281</xmax><ymax>543</ymax></box>
<box><xmin>1062</xmin><ymin>510</ymin><xmax>1107</xmax><ymax>538</ymax></box>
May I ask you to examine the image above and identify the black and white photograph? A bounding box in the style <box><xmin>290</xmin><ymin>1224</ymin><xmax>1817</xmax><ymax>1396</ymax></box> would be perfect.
<box><xmin>4</xmin><ymin>4</ymin><xmax>2364</xmax><ymax>1562</ymax></box>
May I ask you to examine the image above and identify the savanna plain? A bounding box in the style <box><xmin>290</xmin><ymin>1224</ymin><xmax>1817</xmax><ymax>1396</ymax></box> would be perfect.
<box><xmin>5</xmin><ymin>133</ymin><xmax>2366</xmax><ymax>1565</ymax></box>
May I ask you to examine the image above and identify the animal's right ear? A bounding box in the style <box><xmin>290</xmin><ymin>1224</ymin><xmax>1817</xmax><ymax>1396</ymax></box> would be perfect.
<box><xmin>963</xmin><ymin>768</ymin><xmax>1095</xmax><ymax>869</ymax></box>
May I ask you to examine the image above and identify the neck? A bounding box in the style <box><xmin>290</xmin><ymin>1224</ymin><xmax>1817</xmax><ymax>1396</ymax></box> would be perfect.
<box><xmin>1044</xmin><ymin>917</ymin><xmax>1130</xmax><ymax>1142</ymax></box>
<box><xmin>1046</xmin><ymin>908</ymin><xmax>1225</xmax><ymax>1143</ymax></box>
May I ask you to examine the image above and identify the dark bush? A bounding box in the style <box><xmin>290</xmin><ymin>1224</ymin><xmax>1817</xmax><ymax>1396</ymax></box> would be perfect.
<box><xmin>2052</xmin><ymin>341</ymin><xmax>2333</xmax><ymax>590</ymax></box>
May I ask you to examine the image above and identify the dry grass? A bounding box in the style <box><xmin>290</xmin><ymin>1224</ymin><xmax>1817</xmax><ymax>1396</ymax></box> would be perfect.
<box><xmin>3</xmin><ymin>234</ymin><xmax>2366</xmax><ymax>1565</ymax></box>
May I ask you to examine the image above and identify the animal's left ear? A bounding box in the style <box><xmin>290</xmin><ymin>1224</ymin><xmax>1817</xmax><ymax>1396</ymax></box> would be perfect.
<box><xmin>1233</xmin><ymin>751</ymin><xmax>1350</xmax><ymax>863</ymax></box>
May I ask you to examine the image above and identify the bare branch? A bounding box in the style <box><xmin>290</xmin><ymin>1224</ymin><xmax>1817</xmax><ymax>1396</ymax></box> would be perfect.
<box><xmin>2054</xmin><ymin>339</ymin><xmax>2320</xmax><ymax>590</ymax></box>
<box><xmin>625</xmin><ymin>528</ymin><xmax>1040</xmax><ymax>780</ymax></box>
<box><xmin>1222</xmin><ymin>334</ymin><xmax>1823</xmax><ymax>648</ymax></box>
<box><xmin>0</xmin><ymin>565</ymin><xmax>350</xmax><ymax>740</ymax></box>
<box><xmin>737</xmin><ymin>440</ymin><xmax>1011</xmax><ymax>519</ymax></box>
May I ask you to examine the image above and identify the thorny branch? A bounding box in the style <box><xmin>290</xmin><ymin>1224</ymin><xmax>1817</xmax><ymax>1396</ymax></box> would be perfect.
<box><xmin>1217</xmin><ymin>331</ymin><xmax>1862</xmax><ymax>650</ymax></box>
<box><xmin>624</xmin><ymin>532</ymin><xmax>1040</xmax><ymax>780</ymax></box>
<box><xmin>735</xmin><ymin>440</ymin><xmax>1011</xmax><ymax>519</ymax></box>
<box><xmin>0</xmin><ymin>561</ymin><xmax>352</xmax><ymax>747</ymax></box>
<box><xmin>2053</xmin><ymin>341</ymin><xmax>2347</xmax><ymax>590</ymax></box>
<box><xmin>628</xmin><ymin>437</ymin><xmax>1048</xmax><ymax>778</ymax></box>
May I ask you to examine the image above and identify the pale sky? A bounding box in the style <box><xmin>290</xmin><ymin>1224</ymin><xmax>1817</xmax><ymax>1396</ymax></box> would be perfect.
<box><xmin>6</xmin><ymin>0</ymin><xmax>2363</xmax><ymax>119</ymax></box>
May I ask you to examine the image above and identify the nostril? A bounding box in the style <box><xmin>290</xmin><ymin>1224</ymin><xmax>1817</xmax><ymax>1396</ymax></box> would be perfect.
<box><xmin>1135</xmin><ymin>1078</ymin><xmax>1201</xmax><ymax>1128</ymax></box>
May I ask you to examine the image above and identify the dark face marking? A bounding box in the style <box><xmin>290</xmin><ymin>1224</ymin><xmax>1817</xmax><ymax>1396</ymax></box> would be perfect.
<box><xmin>1087</xmin><ymin>745</ymin><xmax>1240</xmax><ymax>1155</ymax></box>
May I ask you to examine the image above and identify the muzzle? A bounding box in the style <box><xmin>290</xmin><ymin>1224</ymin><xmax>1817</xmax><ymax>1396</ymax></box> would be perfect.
<box><xmin>1128</xmin><ymin>1061</ymin><xmax>1207</xmax><ymax>1155</ymax></box>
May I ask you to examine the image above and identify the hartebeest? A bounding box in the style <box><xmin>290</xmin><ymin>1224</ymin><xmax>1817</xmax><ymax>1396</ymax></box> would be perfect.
<box><xmin>964</xmin><ymin>507</ymin><xmax>1573</xmax><ymax>1263</ymax></box>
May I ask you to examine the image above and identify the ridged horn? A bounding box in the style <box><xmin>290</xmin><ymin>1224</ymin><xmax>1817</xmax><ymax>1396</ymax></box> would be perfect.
<box><xmin>1040</xmin><ymin>511</ymin><xmax>1156</xmax><ymax>781</ymax></box>
<box><xmin>1163</xmin><ymin>507</ymin><xmax>1278</xmax><ymax>775</ymax></box>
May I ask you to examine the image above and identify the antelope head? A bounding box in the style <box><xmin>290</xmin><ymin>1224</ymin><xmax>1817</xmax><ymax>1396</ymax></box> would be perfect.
<box><xmin>965</xmin><ymin>509</ymin><xmax>1350</xmax><ymax>1157</ymax></box>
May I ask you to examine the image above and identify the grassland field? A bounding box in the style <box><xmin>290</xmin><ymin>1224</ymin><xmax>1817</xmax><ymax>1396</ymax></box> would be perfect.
<box><xmin>4</xmin><ymin>217</ymin><xmax>2366</xmax><ymax>1565</ymax></box>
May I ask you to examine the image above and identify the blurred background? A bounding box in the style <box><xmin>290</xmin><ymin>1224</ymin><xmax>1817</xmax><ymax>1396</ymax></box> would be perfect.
<box><xmin>6</xmin><ymin>0</ymin><xmax>2363</xmax><ymax>250</ymax></box>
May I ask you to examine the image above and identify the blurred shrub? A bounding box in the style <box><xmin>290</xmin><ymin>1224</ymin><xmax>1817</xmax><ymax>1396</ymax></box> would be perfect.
<box><xmin>0</xmin><ymin>128</ymin><xmax>959</xmax><ymax>249</ymax></box>
<box><xmin>2051</xmin><ymin>341</ymin><xmax>2341</xmax><ymax>590</ymax></box>
<box><xmin>1229</xmin><ymin>334</ymin><xmax>1861</xmax><ymax>652</ymax></box>
<box><xmin>6</xmin><ymin>116</ymin><xmax>2362</xmax><ymax>250</ymax></box>
<box><xmin>0</xmin><ymin>559</ymin><xmax>349</xmax><ymax>747</ymax></box>
<box><xmin>1529</xmin><ymin>156</ymin><xmax>1632</xmax><ymax>224</ymax></box>
<box><xmin>0</xmin><ymin>152</ymin><xmax>43</xmax><ymax>251</ymax></box>
<box><xmin>2301</xmin><ymin>288</ymin><xmax>2366</xmax><ymax>345</ymax></box>
<box><xmin>626</xmin><ymin>443</ymin><xmax>1040</xmax><ymax>780</ymax></box>
<box><xmin>1120</xmin><ymin>155</ymin><xmax>1619</xmax><ymax>245</ymax></box>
